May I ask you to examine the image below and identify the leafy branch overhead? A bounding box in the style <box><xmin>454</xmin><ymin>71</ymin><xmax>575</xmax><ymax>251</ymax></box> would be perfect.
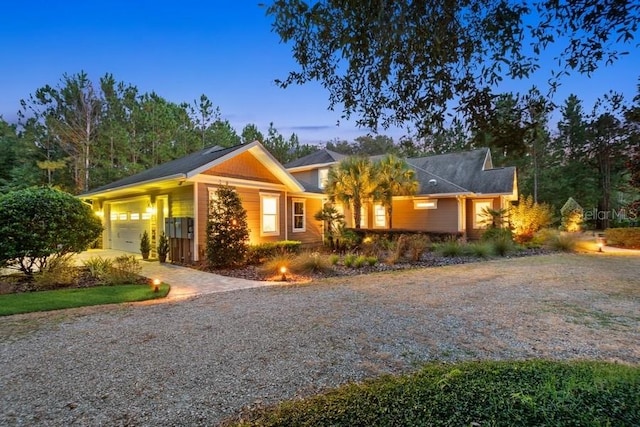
<box><xmin>267</xmin><ymin>0</ymin><xmax>640</xmax><ymax>134</ymax></box>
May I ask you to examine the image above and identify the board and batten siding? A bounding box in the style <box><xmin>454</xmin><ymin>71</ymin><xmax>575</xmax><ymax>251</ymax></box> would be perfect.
<box><xmin>390</xmin><ymin>198</ymin><xmax>458</xmax><ymax>232</ymax></box>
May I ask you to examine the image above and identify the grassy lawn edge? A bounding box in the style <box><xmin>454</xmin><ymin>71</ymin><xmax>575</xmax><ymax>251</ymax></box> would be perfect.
<box><xmin>0</xmin><ymin>283</ymin><xmax>170</xmax><ymax>316</ymax></box>
<box><xmin>226</xmin><ymin>360</ymin><xmax>640</xmax><ymax>426</ymax></box>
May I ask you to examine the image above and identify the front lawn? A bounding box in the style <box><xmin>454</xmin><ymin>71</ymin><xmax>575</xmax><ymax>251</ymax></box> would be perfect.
<box><xmin>228</xmin><ymin>360</ymin><xmax>640</xmax><ymax>426</ymax></box>
<box><xmin>0</xmin><ymin>283</ymin><xmax>170</xmax><ymax>316</ymax></box>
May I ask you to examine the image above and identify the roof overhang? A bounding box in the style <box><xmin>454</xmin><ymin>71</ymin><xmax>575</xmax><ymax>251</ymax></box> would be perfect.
<box><xmin>79</xmin><ymin>174</ymin><xmax>187</xmax><ymax>200</ymax></box>
<box><xmin>286</xmin><ymin>161</ymin><xmax>337</xmax><ymax>173</ymax></box>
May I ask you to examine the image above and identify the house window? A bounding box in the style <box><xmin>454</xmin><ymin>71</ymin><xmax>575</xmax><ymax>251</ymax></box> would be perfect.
<box><xmin>414</xmin><ymin>199</ymin><xmax>438</xmax><ymax>209</ymax></box>
<box><xmin>292</xmin><ymin>199</ymin><xmax>305</xmax><ymax>232</ymax></box>
<box><xmin>374</xmin><ymin>204</ymin><xmax>386</xmax><ymax>228</ymax></box>
<box><xmin>318</xmin><ymin>168</ymin><xmax>329</xmax><ymax>189</ymax></box>
<box><xmin>473</xmin><ymin>200</ymin><xmax>493</xmax><ymax>229</ymax></box>
<box><xmin>261</xmin><ymin>193</ymin><xmax>280</xmax><ymax>235</ymax></box>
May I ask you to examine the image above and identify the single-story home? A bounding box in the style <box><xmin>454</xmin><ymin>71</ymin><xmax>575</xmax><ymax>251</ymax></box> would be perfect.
<box><xmin>80</xmin><ymin>141</ymin><xmax>517</xmax><ymax>262</ymax></box>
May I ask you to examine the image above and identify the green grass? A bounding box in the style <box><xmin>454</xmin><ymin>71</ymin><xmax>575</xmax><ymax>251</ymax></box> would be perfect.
<box><xmin>0</xmin><ymin>283</ymin><xmax>170</xmax><ymax>316</ymax></box>
<box><xmin>229</xmin><ymin>360</ymin><xmax>640</xmax><ymax>426</ymax></box>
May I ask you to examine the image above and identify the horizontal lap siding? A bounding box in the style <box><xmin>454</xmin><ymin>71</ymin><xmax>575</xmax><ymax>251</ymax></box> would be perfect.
<box><xmin>169</xmin><ymin>185</ymin><xmax>195</xmax><ymax>217</ymax></box>
<box><xmin>288</xmin><ymin>197</ymin><xmax>324</xmax><ymax>246</ymax></box>
<box><xmin>392</xmin><ymin>198</ymin><xmax>458</xmax><ymax>232</ymax></box>
<box><xmin>466</xmin><ymin>197</ymin><xmax>500</xmax><ymax>240</ymax></box>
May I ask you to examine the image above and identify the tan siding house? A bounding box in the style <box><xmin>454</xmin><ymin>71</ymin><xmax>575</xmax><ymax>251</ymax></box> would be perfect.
<box><xmin>81</xmin><ymin>142</ymin><xmax>517</xmax><ymax>262</ymax></box>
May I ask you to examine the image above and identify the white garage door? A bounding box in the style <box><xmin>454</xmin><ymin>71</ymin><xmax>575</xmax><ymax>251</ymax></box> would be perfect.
<box><xmin>110</xmin><ymin>200</ymin><xmax>151</xmax><ymax>253</ymax></box>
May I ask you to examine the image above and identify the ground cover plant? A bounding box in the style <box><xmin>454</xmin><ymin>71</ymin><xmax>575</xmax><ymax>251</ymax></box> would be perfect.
<box><xmin>227</xmin><ymin>360</ymin><xmax>640</xmax><ymax>426</ymax></box>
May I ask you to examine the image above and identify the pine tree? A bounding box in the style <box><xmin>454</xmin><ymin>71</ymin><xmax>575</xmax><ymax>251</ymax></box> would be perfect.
<box><xmin>206</xmin><ymin>185</ymin><xmax>249</xmax><ymax>268</ymax></box>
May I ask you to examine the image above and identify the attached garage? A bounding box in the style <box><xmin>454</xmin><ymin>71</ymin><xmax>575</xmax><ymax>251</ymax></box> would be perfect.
<box><xmin>108</xmin><ymin>199</ymin><xmax>151</xmax><ymax>253</ymax></box>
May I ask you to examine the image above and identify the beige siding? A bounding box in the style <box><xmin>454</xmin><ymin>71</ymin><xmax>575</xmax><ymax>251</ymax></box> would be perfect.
<box><xmin>392</xmin><ymin>198</ymin><xmax>458</xmax><ymax>232</ymax></box>
<box><xmin>287</xmin><ymin>197</ymin><xmax>324</xmax><ymax>245</ymax></box>
<box><xmin>466</xmin><ymin>197</ymin><xmax>500</xmax><ymax>240</ymax></box>
<box><xmin>202</xmin><ymin>151</ymin><xmax>280</xmax><ymax>184</ymax></box>
<box><xmin>169</xmin><ymin>185</ymin><xmax>195</xmax><ymax>217</ymax></box>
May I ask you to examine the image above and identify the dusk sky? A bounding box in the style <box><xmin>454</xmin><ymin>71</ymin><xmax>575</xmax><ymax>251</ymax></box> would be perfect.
<box><xmin>1</xmin><ymin>1</ymin><xmax>639</xmax><ymax>144</ymax></box>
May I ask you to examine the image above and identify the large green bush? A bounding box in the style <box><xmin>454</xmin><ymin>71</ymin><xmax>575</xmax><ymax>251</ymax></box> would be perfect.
<box><xmin>206</xmin><ymin>185</ymin><xmax>249</xmax><ymax>268</ymax></box>
<box><xmin>0</xmin><ymin>187</ymin><xmax>102</xmax><ymax>274</ymax></box>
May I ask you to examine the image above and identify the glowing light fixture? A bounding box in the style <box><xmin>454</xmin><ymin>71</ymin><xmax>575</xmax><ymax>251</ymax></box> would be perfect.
<box><xmin>152</xmin><ymin>278</ymin><xmax>161</xmax><ymax>292</ymax></box>
<box><xmin>280</xmin><ymin>266</ymin><xmax>287</xmax><ymax>281</ymax></box>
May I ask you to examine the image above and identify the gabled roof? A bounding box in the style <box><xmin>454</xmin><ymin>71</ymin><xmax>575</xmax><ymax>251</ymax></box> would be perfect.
<box><xmin>407</xmin><ymin>148</ymin><xmax>515</xmax><ymax>195</ymax></box>
<box><xmin>286</xmin><ymin>147</ymin><xmax>516</xmax><ymax>196</ymax></box>
<box><xmin>285</xmin><ymin>149</ymin><xmax>346</xmax><ymax>170</ymax></box>
<box><xmin>81</xmin><ymin>141</ymin><xmax>304</xmax><ymax>198</ymax></box>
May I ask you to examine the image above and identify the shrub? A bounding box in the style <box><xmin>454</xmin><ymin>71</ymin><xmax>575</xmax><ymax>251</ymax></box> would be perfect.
<box><xmin>465</xmin><ymin>242</ymin><xmax>493</xmax><ymax>258</ymax></box>
<box><xmin>606</xmin><ymin>228</ymin><xmax>640</xmax><ymax>248</ymax></box>
<box><xmin>549</xmin><ymin>233</ymin><xmax>577</xmax><ymax>252</ymax></box>
<box><xmin>434</xmin><ymin>239</ymin><xmax>463</xmax><ymax>257</ymax></box>
<box><xmin>481</xmin><ymin>227</ymin><xmax>513</xmax><ymax>242</ymax></box>
<box><xmin>0</xmin><ymin>187</ymin><xmax>103</xmax><ymax>275</ymax></box>
<box><xmin>83</xmin><ymin>256</ymin><xmax>114</xmax><ymax>280</ymax></box>
<box><xmin>353</xmin><ymin>255</ymin><xmax>367</xmax><ymax>268</ymax></box>
<box><xmin>139</xmin><ymin>230</ymin><xmax>151</xmax><ymax>259</ymax></box>
<box><xmin>107</xmin><ymin>255</ymin><xmax>142</xmax><ymax>285</ymax></box>
<box><xmin>366</xmin><ymin>256</ymin><xmax>378</xmax><ymax>266</ymax></box>
<box><xmin>328</xmin><ymin>254</ymin><xmax>340</xmax><ymax>265</ymax></box>
<box><xmin>405</xmin><ymin>234</ymin><xmax>430</xmax><ymax>261</ymax></box>
<box><xmin>34</xmin><ymin>255</ymin><xmax>78</xmax><ymax>290</ymax></box>
<box><xmin>510</xmin><ymin>195</ymin><xmax>554</xmax><ymax>243</ymax></box>
<box><xmin>343</xmin><ymin>253</ymin><xmax>357</xmax><ymax>267</ymax></box>
<box><xmin>157</xmin><ymin>232</ymin><xmax>169</xmax><ymax>263</ymax></box>
<box><xmin>530</xmin><ymin>228</ymin><xmax>560</xmax><ymax>247</ymax></box>
<box><xmin>248</xmin><ymin>241</ymin><xmax>303</xmax><ymax>264</ymax></box>
<box><xmin>206</xmin><ymin>185</ymin><xmax>250</xmax><ymax>268</ymax></box>
<box><xmin>259</xmin><ymin>254</ymin><xmax>292</xmax><ymax>278</ymax></box>
<box><xmin>290</xmin><ymin>252</ymin><xmax>332</xmax><ymax>275</ymax></box>
<box><xmin>490</xmin><ymin>234</ymin><xmax>515</xmax><ymax>256</ymax></box>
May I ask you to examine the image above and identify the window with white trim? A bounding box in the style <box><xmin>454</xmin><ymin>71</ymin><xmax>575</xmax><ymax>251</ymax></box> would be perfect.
<box><xmin>261</xmin><ymin>193</ymin><xmax>280</xmax><ymax>235</ymax></box>
<box><xmin>473</xmin><ymin>200</ymin><xmax>492</xmax><ymax>229</ymax></box>
<box><xmin>318</xmin><ymin>168</ymin><xmax>329</xmax><ymax>189</ymax></box>
<box><xmin>374</xmin><ymin>204</ymin><xmax>386</xmax><ymax>228</ymax></box>
<box><xmin>414</xmin><ymin>199</ymin><xmax>438</xmax><ymax>209</ymax></box>
<box><xmin>359</xmin><ymin>205</ymin><xmax>368</xmax><ymax>228</ymax></box>
<box><xmin>292</xmin><ymin>199</ymin><xmax>305</xmax><ymax>232</ymax></box>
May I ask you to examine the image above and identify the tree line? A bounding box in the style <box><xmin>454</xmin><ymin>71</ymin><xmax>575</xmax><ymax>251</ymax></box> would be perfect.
<box><xmin>0</xmin><ymin>71</ymin><xmax>316</xmax><ymax>194</ymax></box>
<box><xmin>1</xmin><ymin>71</ymin><xmax>639</xmax><ymax>229</ymax></box>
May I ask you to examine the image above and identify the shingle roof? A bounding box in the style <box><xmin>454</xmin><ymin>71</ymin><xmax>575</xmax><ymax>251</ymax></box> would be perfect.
<box><xmin>81</xmin><ymin>144</ymin><xmax>243</xmax><ymax>196</ymax></box>
<box><xmin>407</xmin><ymin>148</ymin><xmax>515</xmax><ymax>195</ymax></box>
<box><xmin>284</xmin><ymin>149</ymin><xmax>346</xmax><ymax>169</ymax></box>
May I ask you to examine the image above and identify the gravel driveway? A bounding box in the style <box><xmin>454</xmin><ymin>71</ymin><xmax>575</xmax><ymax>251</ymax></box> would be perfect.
<box><xmin>1</xmin><ymin>253</ymin><xmax>638</xmax><ymax>426</ymax></box>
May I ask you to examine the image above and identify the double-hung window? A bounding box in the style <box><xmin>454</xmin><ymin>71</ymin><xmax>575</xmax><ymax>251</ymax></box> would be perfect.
<box><xmin>261</xmin><ymin>193</ymin><xmax>280</xmax><ymax>235</ymax></box>
<box><xmin>292</xmin><ymin>199</ymin><xmax>305</xmax><ymax>232</ymax></box>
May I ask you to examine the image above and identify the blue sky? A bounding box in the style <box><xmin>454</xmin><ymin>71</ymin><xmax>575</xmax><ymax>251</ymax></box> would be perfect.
<box><xmin>1</xmin><ymin>1</ymin><xmax>639</xmax><ymax>144</ymax></box>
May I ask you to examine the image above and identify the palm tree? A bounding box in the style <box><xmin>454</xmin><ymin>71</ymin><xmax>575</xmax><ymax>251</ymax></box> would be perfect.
<box><xmin>374</xmin><ymin>155</ymin><xmax>418</xmax><ymax>229</ymax></box>
<box><xmin>325</xmin><ymin>156</ymin><xmax>378</xmax><ymax>228</ymax></box>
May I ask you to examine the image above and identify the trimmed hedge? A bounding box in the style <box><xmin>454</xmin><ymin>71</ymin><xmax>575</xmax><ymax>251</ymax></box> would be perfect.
<box><xmin>247</xmin><ymin>241</ymin><xmax>302</xmax><ymax>264</ymax></box>
<box><xmin>605</xmin><ymin>228</ymin><xmax>640</xmax><ymax>248</ymax></box>
<box><xmin>348</xmin><ymin>228</ymin><xmax>463</xmax><ymax>244</ymax></box>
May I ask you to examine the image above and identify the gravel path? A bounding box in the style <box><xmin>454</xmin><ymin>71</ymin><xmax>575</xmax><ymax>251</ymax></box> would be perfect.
<box><xmin>1</xmin><ymin>253</ymin><xmax>639</xmax><ymax>426</ymax></box>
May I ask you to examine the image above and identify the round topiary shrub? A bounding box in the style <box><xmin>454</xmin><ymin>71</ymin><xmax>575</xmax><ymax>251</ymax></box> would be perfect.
<box><xmin>0</xmin><ymin>187</ymin><xmax>103</xmax><ymax>274</ymax></box>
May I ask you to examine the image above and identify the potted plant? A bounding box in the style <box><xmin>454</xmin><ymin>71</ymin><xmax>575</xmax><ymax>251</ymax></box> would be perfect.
<box><xmin>157</xmin><ymin>231</ymin><xmax>169</xmax><ymax>263</ymax></box>
<box><xmin>140</xmin><ymin>230</ymin><xmax>151</xmax><ymax>260</ymax></box>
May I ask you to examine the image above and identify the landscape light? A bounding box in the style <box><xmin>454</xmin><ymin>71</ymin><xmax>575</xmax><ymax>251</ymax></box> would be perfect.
<box><xmin>280</xmin><ymin>266</ymin><xmax>287</xmax><ymax>281</ymax></box>
<box><xmin>152</xmin><ymin>278</ymin><xmax>161</xmax><ymax>292</ymax></box>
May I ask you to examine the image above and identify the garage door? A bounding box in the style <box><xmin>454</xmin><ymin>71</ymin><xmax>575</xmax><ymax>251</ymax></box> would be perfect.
<box><xmin>110</xmin><ymin>200</ymin><xmax>151</xmax><ymax>253</ymax></box>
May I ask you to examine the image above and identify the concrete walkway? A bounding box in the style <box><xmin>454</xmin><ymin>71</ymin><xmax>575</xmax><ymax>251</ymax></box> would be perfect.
<box><xmin>74</xmin><ymin>249</ymin><xmax>278</xmax><ymax>300</ymax></box>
